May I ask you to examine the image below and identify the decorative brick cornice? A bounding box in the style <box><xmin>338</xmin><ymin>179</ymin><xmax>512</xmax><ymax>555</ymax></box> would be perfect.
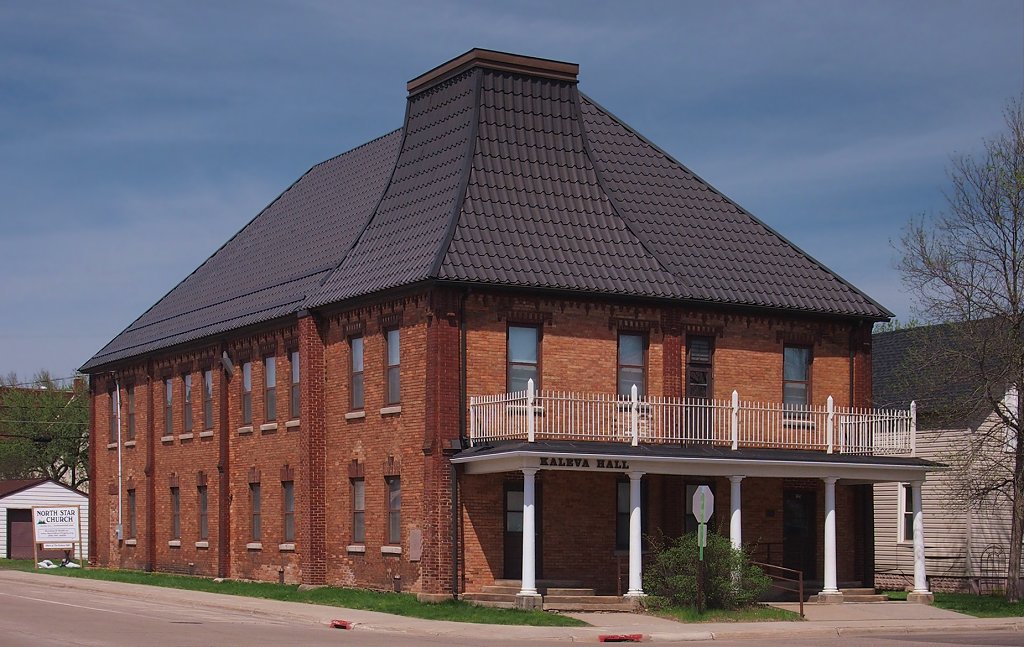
<box><xmin>247</xmin><ymin>467</ymin><xmax>261</xmax><ymax>484</ymax></box>
<box><xmin>343</xmin><ymin>321</ymin><xmax>365</xmax><ymax>337</ymax></box>
<box><xmin>383</xmin><ymin>455</ymin><xmax>401</xmax><ymax>477</ymax></box>
<box><xmin>280</xmin><ymin>464</ymin><xmax>294</xmax><ymax>481</ymax></box>
<box><xmin>499</xmin><ymin>308</ymin><xmax>552</xmax><ymax>325</ymax></box>
<box><xmin>196</xmin><ymin>471</ymin><xmax>207</xmax><ymax>487</ymax></box>
<box><xmin>379</xmin><ymin>311</ymin><xmax>403</xmax><ymax>329</ymax></box>
<box><xmin>348</xmin><ymin>459</ymin><xmax>365</xmax><ymax>479</ymax></box>
<box><xmin>609</xmin><ymin>317</ymin><xmax>659</xmax><ymax>332</ymax></box>
<box><xmin>167</xmin><ymin>473</ymin><xmax>180</xmax><ymax>488</ymax></box>
<box><xmin>776</xmin><ymin>331</ymin><xmax>820</xmax><ymax>345</ymax></box>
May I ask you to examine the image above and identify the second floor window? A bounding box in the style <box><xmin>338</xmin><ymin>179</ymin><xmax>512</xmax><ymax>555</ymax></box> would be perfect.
<box><xmin>198</xmin><ymin>485</ymin><xmax>209</xmax><ymax>540</ymax></box>
<box><xmin>203</xmin><ymin>370</ymin><xmax>214</xmax><ymax>430</ymax></box>
<box><xmin>350</xmin><ymin>337</ymin><xmax>364</xmax><ymax>410</ymax></box>
<box><xmin>507</xmin><ymin>325</ymin><xmax>539</xmax><ymax>392</ymax></box>
<box><xmin>241</xmin><ymin>361</ymin><xmax>252</xmax><ymax>425</ymax></box>
<box><xmin>183</xmin><ymin>373</ymin><xmax>193</xmax><ymax>432</ymax></box>
<box><xmin>164</xmin><ymin>378</ymin><xmax>173</xmax><ymax>436</ymax></box>
<box><xmin>126</xmin><ymin>385</ymin><xmax>136</xmax><ymax>441</ymax></box>
<box><xmin>386</xmin><ymin>329</ymin><xmax>400</xmax><ymax>404</ymax></box>
<box><xmin>265</xmin><ymin>356</ymin><xmax>276</xmax><ymax>421</ymax></box>
<box><xmin>687</xmin><ymin>336</ymin><xmax>714</xmax><ymax>399</ymax></box>
<box><xmin>170</xmin><ymin>486</ymin><xmax>181</xmax><ymax>539</ymax></box>
<box><xmin>108</xmin><ymin>388</ymin><xmax>118</xmax><ymax>443</ymax></box>
<box><xmin>351</xmin><ymin>478</ymin><xmax>365</xmax><ymax>543</ymax></box>
<box><xmin>282</xmin><ymin>480</ymin><xmax>295</xmax><ymax>542</ymax></box>
<box><xmin>290</xmin><ymin>350</ymin><xmax>300</xmax><ymax>419</ymax></box>
<box><xmin>617</xmin><ymin>332</ymin><xmax>646</xmax><ymax>397</ymax></box>
<box><xmin>783</xmin><ymin>346</ymin><xmax>812</xmax><ymax>412</ymax></box>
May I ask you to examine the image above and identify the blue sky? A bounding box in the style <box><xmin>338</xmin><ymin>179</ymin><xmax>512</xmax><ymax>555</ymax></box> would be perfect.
<box><xmin>2</xmin><ymin>1</ymin><xmax>1022</xmax><ymax>381</ymax></box>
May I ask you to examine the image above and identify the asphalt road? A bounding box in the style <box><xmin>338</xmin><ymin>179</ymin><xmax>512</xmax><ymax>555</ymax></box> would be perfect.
<box><xmin>0</xmin><ymin>575</ymin><xmax>1022</xmax><ymax>646</ymax></box>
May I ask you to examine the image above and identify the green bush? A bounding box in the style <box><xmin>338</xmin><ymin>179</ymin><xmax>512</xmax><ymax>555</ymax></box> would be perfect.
<box><xmin>643</xmin><ymin>531</ymin><xmax>770</xmax><ymax>610</ymax></box>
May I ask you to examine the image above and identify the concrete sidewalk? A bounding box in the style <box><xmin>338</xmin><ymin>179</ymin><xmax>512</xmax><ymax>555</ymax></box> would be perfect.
<box><xmin>2</xmin><ymin>570</ymin><xmax>1021</xmax><ymax>642</ymax></box>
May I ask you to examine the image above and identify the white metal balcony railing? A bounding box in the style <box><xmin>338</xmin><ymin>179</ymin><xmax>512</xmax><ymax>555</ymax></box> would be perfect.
<box><xmin>469</xmin><ymin>380</ymin><xmax>917</xmax><ymax>456</ymax></box>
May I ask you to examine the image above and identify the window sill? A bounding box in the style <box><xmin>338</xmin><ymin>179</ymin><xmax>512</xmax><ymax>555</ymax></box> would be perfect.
<box><xmin>195</xmin><ymin>541</ymin><xmax>209</xmax><ymax>549</ymax></box>
<box><xmin>260</xmin><ymin>422</ymin><xmax>278</xmax><ymax>433</ymax></box>
<box><xmin>345</xmin><ymin>411</ymin><xmax>366</xmax><ymax>420</ymax></box>
<box><xmin>168</xmin><ymin>540</ymin><xmax>181</xmax><ymax>548</ymax></box>
<box><xmin>124</xmin><ymin>440</ymin><xmax>137</xmax><ymax>448</ymax></box>
<box><xmin>380</xmin><ymin>405</ymin><xmax>402</xmax><ymax>416</ymax></box>
<box><xmin>199</xmin><ymin>430</ymin><xmax>213</xmax><ymax>438</ymax></box>
<box><xmin>246</xmin><ymin>542</ymin><xmax>262</xmax><ymax>551</ymax></box>
<box><xmin>381</xmin><ymin>545</ymin><xmax>402</xmax><ymax>555</ymax></box>
<box><xmin>125</xmin><ymin>539</ymin><xmax>137</xmax><ymax>546</ymax></box>
<box><xmin>107</xmin><ymin>442</ymin><xmax>118</xmax><ymax>450</ymax></box>
<box><xmin>285</xmin><ymin>419</ymin><xmax>300</xmax><ymax>429</ymax></box>
<box><xmin>347</xmin><ymin>544</ymin><xmax>366</xmax><ymax>554</ymax></box>
<box><xmin>179</xmin><ymin>432</ymin><xmax>194</xmax><ymax>441</ymax></box>
<box><xmin>238</xmin><ymin>426</ymin><xmax>253</xmax><ymax>435</ymax></box>
<box><xmin>161</xmin><ymin>435</ymin><xmax>174</xmax><ymax>443</ymax></box>
<box><xmin>279</xmin><ymin>543</ymin><xmax>296</xmax><ymax>552</ymax></box>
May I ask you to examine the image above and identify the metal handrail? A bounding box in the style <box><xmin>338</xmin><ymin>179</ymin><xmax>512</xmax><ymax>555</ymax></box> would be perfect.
<box><xmin>750</xmin><ymin>560</ymin><xmax>804</xmax><ymax>618</ymax></box>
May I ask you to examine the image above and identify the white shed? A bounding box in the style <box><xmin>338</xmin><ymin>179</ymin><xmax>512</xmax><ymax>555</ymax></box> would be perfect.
<box><xmin>1</xmin><ymin>478</ymin><xmax>88</xmax><ymax>562</ymax></box>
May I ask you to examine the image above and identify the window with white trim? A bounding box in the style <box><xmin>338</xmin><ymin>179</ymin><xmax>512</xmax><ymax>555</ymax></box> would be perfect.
<box><xmin>898</xmin><ymin>483</ymin><xmax>914</xmax><ymax>543</ymax></box>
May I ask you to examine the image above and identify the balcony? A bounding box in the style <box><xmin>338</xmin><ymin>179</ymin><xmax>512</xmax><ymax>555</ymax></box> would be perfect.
<box><xmin>469</xmin><ymin>381</ymin><xmax>917</xmax><ymax>456</ymax></box>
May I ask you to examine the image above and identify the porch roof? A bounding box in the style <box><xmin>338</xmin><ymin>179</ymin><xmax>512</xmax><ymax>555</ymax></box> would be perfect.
<box><xmin>451</xmin><ymin>440</ymin><xmax>942</xmax><ymax>483</ymax></box>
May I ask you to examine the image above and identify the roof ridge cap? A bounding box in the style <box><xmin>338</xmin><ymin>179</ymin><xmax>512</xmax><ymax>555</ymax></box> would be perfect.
<box><xmin>572</xmin><ymin>90</ymin><xmax>692</xmax><ymax>294</ymax></box>
<box><xmin>305</xmin><ymin>112</ymin><xmax>414</xmax><ymax>301</ymax></box>
<box><xmin>428</xmin><ymin>70</ymin><xmax>484</xmax><ymax>279</ymax></box>
<box><xmin>578</xmin><ymin>93</ymin><xmax>893</xmax><ymax>320</ymax></box>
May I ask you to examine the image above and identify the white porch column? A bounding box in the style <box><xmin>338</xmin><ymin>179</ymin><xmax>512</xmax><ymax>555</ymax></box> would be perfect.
<box><xmin>820</xmin><ymin>476</ymin><xmax>842</xmax><ymax>601</ymax></box>
<box><xmin>908</xmin><ymin>480</ymin><xmax>935</xmax><ymax>603</ymax></box>
<box><xmin>625</xmin><ymin>470</ymin><xmax>645</xmax><ymax>597</ymax></box>
<box><xmin>729</xmin><ymin>476</ymin><xmax>744</xmax><ymax>549</ymax></box>
<box><xmin>518</xmin><ymin>468</ymin><xmax>541</xmax><ymax>603</ymax></box>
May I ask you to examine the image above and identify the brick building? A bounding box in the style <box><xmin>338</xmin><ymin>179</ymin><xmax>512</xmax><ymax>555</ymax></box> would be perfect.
<box><xmin>83</xmin><ymin>49</ymin><xmax>938</xmax><ymax>607</ymax></box>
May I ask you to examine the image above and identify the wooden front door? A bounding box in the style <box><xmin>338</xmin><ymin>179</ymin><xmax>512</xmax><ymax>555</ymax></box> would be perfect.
<box><xmin>503</xmin><ymin>483</ymin><xmax>542</xmax><ymax>580</ymax></box>
<box><xmin>783</xmin><ymin>489</ymin><xmax>818</xmax><ymax>579</ymax></box>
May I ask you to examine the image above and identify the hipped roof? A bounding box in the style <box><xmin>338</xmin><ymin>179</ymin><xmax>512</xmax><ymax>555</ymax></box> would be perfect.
<box><xmin>83</xmin><ymin>49</ymin><xmax>890</xmax><ymax>372</ymax></box>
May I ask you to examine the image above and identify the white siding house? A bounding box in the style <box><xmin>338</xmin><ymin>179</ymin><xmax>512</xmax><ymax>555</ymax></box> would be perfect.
<box><xmin>1</xmin><ymin>479</ymin><xmax>89</xmax><ymax>562</ymax></box>
<box><xmin>873</xmin><ymin>325</ymin><xmax>1021</xmax><ymax>593</ymax></box>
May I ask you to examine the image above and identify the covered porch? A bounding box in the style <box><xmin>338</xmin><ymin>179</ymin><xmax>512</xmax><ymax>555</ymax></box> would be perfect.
<box><xmin>452</xmin><ymin>442</ymin><xmax>937</xmax><ymax>609</ymax></box>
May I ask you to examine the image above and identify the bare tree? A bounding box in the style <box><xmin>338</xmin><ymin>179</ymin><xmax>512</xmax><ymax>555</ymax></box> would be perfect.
<box><xmin>899</xmin><ymin>97</ymin><xmax>1024</xmax><ymax>601</ymax></box>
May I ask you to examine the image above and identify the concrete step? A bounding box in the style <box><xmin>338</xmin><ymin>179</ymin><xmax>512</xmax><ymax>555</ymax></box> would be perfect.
<box><xmin>462</xmin><ymin>592</ymin><xmax>518</xmax><ymax>603</ymax></box>
<box><xmin>493</xmin><ymin>579</ymin><xmax>583</xmax><ymax>590</ymax></box>
<box><xmin>545</xmin><ymin>588</ymin><xmax>594</xmax><ymax>596</ymax></box>
<box><xmin>543</xmin><ymin>594</ymin><xmax>621</xmax><ymax>604</ymax></box>
<box><xmin>808</xmin><ymin>592</ymin><xmax>888</xmax><ymax>603</ymax></box>
<box><xmin>840</xmin><ymin>588</ymin><xmax>877</xmax><ymax>596</ymax></box>
<box><xmin>544</xmin><ymin>598</ymin><xmax>636</xmax><ymax>612</ymax></box>
<box><xmin>480</xmin><ymin>585</ymin><xmax>521</xmax><ymax>595</ymax></box>
<box><xmin>462</xmin><ymin>598</ymin><xmax>515</xmax><ymax>609</ymax></box>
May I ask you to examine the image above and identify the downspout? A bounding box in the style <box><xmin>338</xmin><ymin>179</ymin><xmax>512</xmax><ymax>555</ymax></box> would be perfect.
<box><xmin>848</xmin><ymin>325</ymin><xmax>857</xmax><ymax>406</ymax></box>
<box><xmin>451</xmin><ymin>288</ymin><xmax>468</xmax><ymax>599</ymax></box>
<box><xmin>114</xmin><ymin>376</ymin><xmax>123</xmax><ymax>541</ymax></box>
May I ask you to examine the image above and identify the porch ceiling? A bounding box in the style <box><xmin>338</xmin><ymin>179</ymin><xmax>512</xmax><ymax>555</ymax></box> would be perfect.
<box><xmin>451</xmin><ymin>441</ymin><xmax>942</xmax><ymax>483</ymax></box>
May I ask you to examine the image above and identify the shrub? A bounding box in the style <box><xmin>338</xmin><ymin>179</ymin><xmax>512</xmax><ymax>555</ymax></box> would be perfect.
<box><xmin>643</xmin><ymin>531</ymin><xmax>770</xmax><ymax>610</ymax></box>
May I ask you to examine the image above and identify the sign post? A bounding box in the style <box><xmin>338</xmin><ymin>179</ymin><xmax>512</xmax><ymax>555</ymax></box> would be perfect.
<box><xmin>32</xmin><ymin>506</ymin><xmax>81</xmax><ymax>568</ymax></box>
<box><xmin>691</xmin><ymin>486</ymin><xmax>714</xmax><ymax>614</ymax></box>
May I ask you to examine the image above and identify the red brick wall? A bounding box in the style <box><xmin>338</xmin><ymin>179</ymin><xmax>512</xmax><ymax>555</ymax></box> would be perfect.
<box><xmin>90</xmin><ymin>286</ymin><xmax>873</xmax><ymax>594</ymax></box>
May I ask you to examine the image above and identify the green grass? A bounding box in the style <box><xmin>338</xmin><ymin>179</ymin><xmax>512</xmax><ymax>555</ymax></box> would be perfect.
<box><xmin>884</xmin><ymin>590</ymin><xmax>1024</xmax><ymax>618</ymax></box>
<box><xmin>0</xmin><ymin>560</ymin><xmax>584</xmax><ymax>626</ymax></box>
<box><xmin>648</xmin><ymin>603</ymin><xmax>802</xmax><ymax>623</ymax></box>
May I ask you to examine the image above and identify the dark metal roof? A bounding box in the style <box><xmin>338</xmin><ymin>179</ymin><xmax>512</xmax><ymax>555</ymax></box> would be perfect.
<box><xmin>453</xmin><ymin>440</ymin><xmax>938</xmax><ymax>469</ymax></box>
<box><xmin>82</xmin><ymin>129</ymin><xmax>404</xmax><ymax>370</ymax></box>
<box><xmin>84</xmin><ymin>49</ymin><xmax>891</xmax><ymax>371</ymax></box>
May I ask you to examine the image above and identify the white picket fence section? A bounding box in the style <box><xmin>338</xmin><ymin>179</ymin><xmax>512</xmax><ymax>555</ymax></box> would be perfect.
<box><xmin>469</xmin><ymin>380</ymin><xmax>916</xmax><ymax>456</ymax></box>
